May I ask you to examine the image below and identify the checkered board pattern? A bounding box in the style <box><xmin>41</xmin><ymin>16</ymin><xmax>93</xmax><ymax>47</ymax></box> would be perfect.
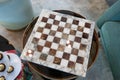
<box><xmin>21</xmin><ymin>9</ymin><xmax>95</xmax><ymax>77</ymax></box>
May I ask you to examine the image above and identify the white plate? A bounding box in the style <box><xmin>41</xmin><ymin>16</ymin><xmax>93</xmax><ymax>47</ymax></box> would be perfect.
<box><xmin>6</xmin><ymin>53</ymin><xmax>22</xmax><ymax>80</ymax></box>
<box><xmin>0</xmin><ymin>51</ymin><xmax>9</xmax><ymax>78</ymax></box>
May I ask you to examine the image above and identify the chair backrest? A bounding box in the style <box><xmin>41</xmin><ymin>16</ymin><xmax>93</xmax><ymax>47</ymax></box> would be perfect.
<box><xmin>97</xmin><ymin>0</ymin><xmax>120</xmax><ymax>29</ymax></box>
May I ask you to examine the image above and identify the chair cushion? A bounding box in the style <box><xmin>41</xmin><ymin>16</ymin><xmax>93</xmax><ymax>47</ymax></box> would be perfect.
<box><xmin>100</xmin><ymin>21</ymin><xmax>120</xmax><ymax>80</ymax></box>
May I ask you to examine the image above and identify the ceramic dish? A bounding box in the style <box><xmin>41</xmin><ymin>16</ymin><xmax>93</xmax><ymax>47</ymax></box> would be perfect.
<box><xmin>0</xmin><ymin>51</ymin><xmax>9</xmax><ymax>78</ymax></box>
<box><xmin>6</xmin><ymin>53</ymin><xmax>22</xmax><ymax>80</ymax></box>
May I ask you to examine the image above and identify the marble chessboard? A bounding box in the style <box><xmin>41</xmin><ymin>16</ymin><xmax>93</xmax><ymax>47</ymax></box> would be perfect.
<box><xmin>21</xmin><ymin>9</ymin><xmax>95</xmax><ymax>77</ymax></box>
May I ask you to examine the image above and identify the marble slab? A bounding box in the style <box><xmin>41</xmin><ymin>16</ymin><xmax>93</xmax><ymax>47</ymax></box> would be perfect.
<box><xmin>21</xmin><ymin>9</ymin><xmax>95</xmax><ymax>77</ymax></box>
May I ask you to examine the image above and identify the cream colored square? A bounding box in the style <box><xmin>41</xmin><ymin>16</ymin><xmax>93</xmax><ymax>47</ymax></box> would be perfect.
<box><xmin>69</xmin><ymin>54</ymin><xmax>77</xmax><ymax>62</ymax></box>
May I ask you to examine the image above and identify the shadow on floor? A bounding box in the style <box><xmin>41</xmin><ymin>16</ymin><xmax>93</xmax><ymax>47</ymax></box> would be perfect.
<box><xmin>106</xmin><ymin>0</ymin><xmax>118</xmax><ymax>6</ymax></box>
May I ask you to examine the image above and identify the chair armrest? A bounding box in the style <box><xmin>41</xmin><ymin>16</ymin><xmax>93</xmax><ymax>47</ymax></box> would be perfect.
<box><xmin>97</xmin><ymin>0</ymin><xmax>120</xmax><ymax>29</ymax></box>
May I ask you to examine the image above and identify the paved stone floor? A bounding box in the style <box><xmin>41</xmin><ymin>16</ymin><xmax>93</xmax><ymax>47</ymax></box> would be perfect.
<box><xmin>0</xmin><ymin>0</ymin><xmax>114</xmax><ymax>80</ymax></box>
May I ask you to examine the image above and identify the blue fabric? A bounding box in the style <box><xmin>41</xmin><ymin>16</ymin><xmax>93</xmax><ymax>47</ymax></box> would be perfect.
<box><xmin>96</xmin><ymin>1</ymin><xmax>120</xmax><ymax>79</ymax></box>
<box><xmin>100</xmin><ymin>22</ymin><xmax>120</xmax><ymax>80</ymax></box>
<box><xmin>97</xmin><ymin>0</ymin><xmax>120</xmax><ymax>29</ymax></box>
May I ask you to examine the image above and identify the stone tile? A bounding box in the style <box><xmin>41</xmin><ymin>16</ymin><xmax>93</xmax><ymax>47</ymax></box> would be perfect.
<box><xmin>31</xmin><ymin>0</ymin><xmax>108</xmax><ymax>21</ymax></box>
<box><xmin>0</xmin><ymin>25</ymin><xmax>24</xmax><ymax>51</ymax></box>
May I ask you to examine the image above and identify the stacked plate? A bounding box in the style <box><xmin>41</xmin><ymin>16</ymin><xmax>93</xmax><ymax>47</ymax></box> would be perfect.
<box><xmin>0</xmin><ymin>51</ymin><xmax>22</xmax><ymax>80</ymax></box>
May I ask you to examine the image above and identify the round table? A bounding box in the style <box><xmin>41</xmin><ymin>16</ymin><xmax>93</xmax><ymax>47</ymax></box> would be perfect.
<box><xmin>23</xmin><ymin>10</ymin><xmax>99</xmax><ymax>80</ymax></box>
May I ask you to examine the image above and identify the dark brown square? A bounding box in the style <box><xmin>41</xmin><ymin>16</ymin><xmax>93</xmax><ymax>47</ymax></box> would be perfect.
<box><xmin>49</xmin><ymin>49</ymin><xmax>56</xmax><ymax>56</ymax></box>
<box><xmin>77</xmin><ymin>26</ymin><xmax>83</xmax><ymax>32</ymax></box>
<box><xmin>85</xmin><ymin>22</ymin><xmax>91</xmax><ymax>28</ymax></box>
<box><xmin>76</xmin><ymin>56</ymin><xmax>84</xmax><ymax>64</ymax></box>
<box><xmin>32</xmin><ymin>38</ymin><xmax>39</xmax><ymax>44</ymax></box>
<box><xmin>61</xmin><ymin>17</ymin><xmax>67</xmax><ymax>22</ymax></box>
<box><xmin>41</xmin><ymin>17</ymin><xmax>48</xmax><ymax>22</ymax></box>
<box><xmin>70</xmin><ymin>41</ymin><xmax>74</xmax><ymax>47</ymax></box>
<box><xmin>82</xmin><ymin>33</ymin><xmax>89</xmax><ymax>39</ymax></box>
<box><xmin>57</xmin><ymin>27</ymin><xmax>64</xmax><ymax>32</ymax></box>
<box><xmin>45</xmin><ymin>41</ymin><xmax>52</xmax><ymax>47</ymax></box>
<box><xmin>53</xmin><ymin>57</ymin><xmax>61</xmax><ymax>65</ymax></box>
<box><xmin>75</xmin><ymin>37</ymin><xmax>81</xmax><ymax>43</ymax></box>
<box><xmin>70</xmin><ymin>30</ymin><xmax>76</xmax><ymax>35</ymax></box>
<box><xmin>58</xmin><ymin>45</ymin><xmax>65</xmax><ymax>51</ymax></box>
<box><xmin>62</xmin><ymin>33</ymin><xmax>68</xmax><ymax>39</ymax></box>
<box><xmin>53</xmin><ymin>37</ymin><xmax>60</xmax><ymax>43</ymax></box>
<box><xmin>63</xmin><ymin>53</ymin><xmax>70</xmax><ymax>60</ymax></box>
<box><xmin>73</xmin><ymin>20</ymin><xmax>79</xmax><ymax>25</ymax></box>
<box><xmin>37</xmin><ymin>45</ymin><xmax>43</xmax><ymax>52</ymax></box>
<box><xmin>41</xmin><ymin>34</ymin><xmax>48</xmax><ymax>40</ymax></box>
<box><xmin>49</xmin><ymin>30</ymin><xmax>56</xmax><ymax>36</ymax></box>
<box><xmin>71</xmin><ymin>48</ymin><xmax>78</xmax><ymax>55</ymax></box>
<box><xmin>53</xmin><ymin>20</ymin><xmax>60</xmax><ymax>25</ymax></box>
<box><xmin>68</xmin><ymin>61</ymin><xmax>75</xmax><ymax>68</ymax></box>
<box><xmin>49</xmin><ymin>14</ymin><xmax>56</xmax><ymax>19</ymax></box>
<box><xmin>45</xmin><ymin>23</ymin><xmax>52</xmax><ymax>29</ymax></box>
<box><xmin>37</xmin><ymin>27</ymin><xmax>43</xmax><ymax>32</ymax></box>
<box><xmin>80</xmin><ymin>44</ymin><xmax>87</xmax><ymax>50</ymax></box>
<box><xmin>65</xmin><ymin>23</ymin><xmax>71</xmax><ymax>28</ymax></box>
<box><xmin>39</xmin><ymin>54</ymin><xmax>48</xmax><ymax>61</ymax></box>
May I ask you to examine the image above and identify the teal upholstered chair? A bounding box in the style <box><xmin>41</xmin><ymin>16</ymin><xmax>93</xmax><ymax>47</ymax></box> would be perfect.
<box><xmin>96</xmin><ymin>0</ymin><xmax>120</xmax><ymax>80</ymax></box>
